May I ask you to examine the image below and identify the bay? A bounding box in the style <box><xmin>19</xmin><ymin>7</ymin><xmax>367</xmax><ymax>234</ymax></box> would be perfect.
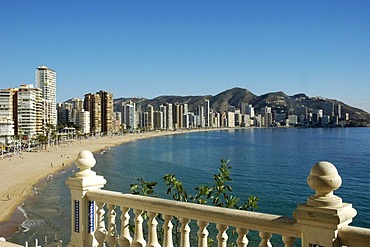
<box><xmin>10</xmin><ymin>127</ymin><xmax>370</xmax><ymax>246</ymax></box>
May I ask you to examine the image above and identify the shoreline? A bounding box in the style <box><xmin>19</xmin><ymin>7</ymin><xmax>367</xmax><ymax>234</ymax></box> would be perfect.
<box><xmin>0</xmin><ymin>128</ymin><xmax>227</xmax><ymax>238</ymax></box>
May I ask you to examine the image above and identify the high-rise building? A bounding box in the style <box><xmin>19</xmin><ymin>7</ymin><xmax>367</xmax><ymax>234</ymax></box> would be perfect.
<box><xmin>159</xmin><ymin>105</ymin><xmax>167</xmax><ymax>129</ymax></box>
<box><xmin>173</xmin><ymin>104</ymin><xmax>181</xmax><ymax>129</ymax></box>
<box><xmin>113</xmin><ymin>112</ymin><xmax>122</xmax><ymax>132</ymax></box>
<box><xmin>227</xmin><ymin>112</ymin><xmax>235</xmax><ymax>128</ymax></box>
<box><xmin>84</xmin><ymin>93</ymin><xmax>101</xmax><ymax>133</ymax></box>
<box><xmin>35</xmin><ymin>65</ymin><xmax>57</xmax><ymax>126</ymax></box>
<box><xmin>164</xmin><ymin>103</ymin><xmax>173</xmax><ymax>130</ymax></box>
<box><xmin>261</xmin><ymin>106</ymin><xmax>272</xmax><ymax>126</ymax></box>
<box><xmin>295</xmin><ymin>106</ymin><xmax>308</xmax><ymax>124</ymax></box>
<box><xmin>83</xmin><ymin>90</ymin><xmax>113</xmax><ymax>133</ymax></box>
<box><xmin>204</xmin><ymin>99</ymin><xmax>210</xmax><ymax>127</ymax></box>
<box><xmin>57</xmin><ymin>103</ymin><xmax>73</xmax><ymax>124</ymax></box>
<box><xmin>246</xmin><ymin>104</ymin><xmax>255</xmax><ymax>118</ymax></box>
<box><xmin>17</xmin><ymin>84</ymin><xmax>43</xmax><ymax>137</ymax></box>
<box><xmin>99</xmin><ymin>90</ymin><xmax>114</xmax><ymax>133</ymax></box>
<box><xmin>77</xmin><ymin>110</ymin><xmax>90</xmax><ymax>134</ymax></box>
<box><xmin>0</xmin><ymin>89</ymin><xmax>15</xmax><ymax>122</ymax></box>
<box><xmin>197</xmin><ymin>105</ymin><xmax>205</xmax><ymax>128</ymax></box>
<box><xmin>70</xmin><ymin>98</ymin><xmax>84</xmax><ymax>124</ymax></box>
<box><xmin>336</xmin><ymin>104</ymin><xmax>342</xmax><ymax>120</ymax></box>
<box><xmin>147</xmin><ymin>105</ymin><xmax>154</xmax><ymax>130</ymax></box>
<box><xmin>0</xmin><ymin>89</ymin><xmax>16</xmax><ymax>145</ymax></box>
<box><xmin>154</xmin><ymin>111</ymin><xmax>164</xmax><ymax>129</ymax></box>
<box><xmin>322</xmin><ymin>101</ymin><xmax>334</xmax><ymax>117</ymax></box>
<box><xmin>122</xmin><ymin>101</ymin><xmax>136</xmax><ymax>130</ymax></box>
<box><xmin>288</xmin><ymin>115</ymin><xmax>298</xmax><ymax>126</ymax></box>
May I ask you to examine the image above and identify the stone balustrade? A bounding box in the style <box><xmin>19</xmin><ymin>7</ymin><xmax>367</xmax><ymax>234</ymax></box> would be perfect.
<box><xmin>66</xmin><ymin>150</ymin><xmax>369</xmax><ymax>247</ymax></box>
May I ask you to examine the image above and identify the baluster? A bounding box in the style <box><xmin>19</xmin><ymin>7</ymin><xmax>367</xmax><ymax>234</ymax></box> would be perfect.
<box><xmin>132</xmin><ymin>209</ymin><xmax>146</xmax><ymax>247</ymax></box>
<box><xmin>282</xmin><ymin>236</ymin><xmax>295</xmax><ymax>247</ymax></box>
<box><xmin>216</xmin><ymin>224</ymin><xmax>228</xmax><ymax>247</ymax></box>
<box><xmin>106</xmin><ymin>204</ymin><xmax>119</xmax><ymax>246</ymax></box>
<box><xmin>259</xmin><ymin>232</ymin><xmax>272</xmax><ymax>247</ymax></box>
<box><xmin>179</xmin><ymin>217</ymin><xmax>190</xmax><ymax>247</ymax></box>
<box><xmin>147</xmin><ymin>211</ymin><xmax>160</xmax><ymax>247</ymax></box>
<box><xmin>236</xmin><ymin>227</ymin><xmax>249</xmax><ymax>247</ymax></box>
<box><xmin>197</xmin><ymin>220</ymin><xmax>209</xmax><ymax>247</ymax></box>
<box><xmin>94</xmin><ymin>202</ymin><xmax>107</xmax><ymax>247</ymax></box>
<box><xmin>118</xmin><ymin>207</ymin><xmax>132</xmax><ymax>247</ymax></box>
<box><xmin>162</xmin><ymin>214</ymin><xmax>173</xmax><ymax>247</ymax></box>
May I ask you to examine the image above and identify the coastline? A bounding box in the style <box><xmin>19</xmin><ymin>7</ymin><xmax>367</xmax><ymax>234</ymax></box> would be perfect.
<box><xmin>0</xmin><ymin>128</ymin><xmax>226</xmax><ymax>237</ymax></box>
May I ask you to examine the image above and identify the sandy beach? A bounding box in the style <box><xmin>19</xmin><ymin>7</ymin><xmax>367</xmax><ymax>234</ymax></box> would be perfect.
<box><xmin>0</xmin><ymin>130</ymin><xmax>211</xmax><ymax>232</ymax></box>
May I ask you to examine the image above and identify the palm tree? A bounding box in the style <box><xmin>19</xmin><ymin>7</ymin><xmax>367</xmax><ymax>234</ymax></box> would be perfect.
<box><xmin>36</xmin><ymin>134</ymin><xmax>48</xmax><ymax>150</ymax></box>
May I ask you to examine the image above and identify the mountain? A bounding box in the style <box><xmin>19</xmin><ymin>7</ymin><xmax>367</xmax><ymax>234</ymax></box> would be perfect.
<box><xmin>210</xmin><ymin>87</ymin><xmax>257</xmax><ymax>112</ymax></box>
<box><xmin>112</xmin><ymin>87</ymin><xmax>370</xmax><ymax>125</ymax></box>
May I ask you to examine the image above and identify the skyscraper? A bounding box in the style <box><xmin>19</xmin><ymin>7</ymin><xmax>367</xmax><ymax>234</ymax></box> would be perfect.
<box><xmin>17</xmin><ymin>84</ymin><xmax>43</xmax><ymax>137</ymax></box>
<box><xmin>204</xmin><ymin>99</ymin><xmax>210</xmax><ymax>127</ymax></box>
<box><xmin>35</xmin><ymin>65</ymin><xmax>57</xmax><ymax>126</ymax></box>
<box><xmin>246</xmin><ymin>104</ymin><xmax>255</xmax><ymax>118</ymax></box>
<box><xmin>322</xmin><ymin>101</ymin><xmax>334</xmax><ymax>117</ymax></box>
<box><xmin>84</xmin><ymin>93</ymin><xmax>101</xmax><ymax>133</ymax></box>
<box><xmin>147</xmin><ymin>105</ymin><xmax>154</xmax><ymax>130</ymax></box>
<box><xmin>164</xmin><ymin>103</ymin><xmax>173</xmax><ymax>130</ymax></box>
<box><xmin>122</xmin><ymin>101</ymin><xmax>136</xmax><ymax>130</ymax></box>
<box><xmin>99</xmin><ymin>90</ymin><xmax>114</xmax><ymax>133</ymax></box>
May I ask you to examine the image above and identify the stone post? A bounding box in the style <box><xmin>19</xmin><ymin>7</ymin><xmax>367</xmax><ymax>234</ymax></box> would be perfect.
<box><xmin>66</xmin><ymin>150</ymin><xmax>107</xmax><ymax>247</ymax></box>
<box><xmin>293</xmin><ymin>161</ymin><xmax>357</xmax><ymax>247</ymax></box>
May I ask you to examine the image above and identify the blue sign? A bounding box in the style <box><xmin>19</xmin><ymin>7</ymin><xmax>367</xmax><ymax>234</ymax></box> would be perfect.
<box><xmin>88</xmin><ymin>201</ymin><xmax>95</xmax><ymax>233</ymax></box>
<box><xmin>74</xmin><ymin>200</ymin><xmax>80</xmax><ymax>233</ymax></box>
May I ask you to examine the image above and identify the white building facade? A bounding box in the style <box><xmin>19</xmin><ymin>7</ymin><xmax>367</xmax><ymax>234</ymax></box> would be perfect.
<box><xmin>36</xmin><ymin>65</ymin><xmax>57</xmax><ymax>126</ymax></box>
<box><xmin>77</xmin><ymin>110</ymin><xmax>90</xmax><ymax>134</ymax></box>
<box><xmin>17</xmin><ymin>84</ymin><xmax>42</xmax><ymax>138</ymax></box>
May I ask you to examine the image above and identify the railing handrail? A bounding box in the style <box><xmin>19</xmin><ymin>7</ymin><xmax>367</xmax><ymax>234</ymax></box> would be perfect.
<box><xmin>66</xmin><ymin>151</ymin><xmax>366</xmax><ymax>247</ymax></box>
<box><xmin>86</xmin><ymin>189</ymin><xmax>301</xmax><ymax>238</ymax></box>
<box><xmin>338</xmin><ymin>225</ymin><xmax>370</xmax><ymax>247</ymax></box>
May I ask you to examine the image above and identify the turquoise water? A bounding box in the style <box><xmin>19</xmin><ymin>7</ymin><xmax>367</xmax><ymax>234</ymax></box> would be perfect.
<box><xmin>9</xmin><ymin>127</ymin><xmax>370</xmax><ymax>245</ymax></box>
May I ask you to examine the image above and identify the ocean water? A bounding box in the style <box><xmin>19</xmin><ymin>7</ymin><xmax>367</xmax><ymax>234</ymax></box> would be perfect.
<box><xmin>9</xmin><ymin>127</ymin><xmax>370</xmax><ymax>246</ymax></box>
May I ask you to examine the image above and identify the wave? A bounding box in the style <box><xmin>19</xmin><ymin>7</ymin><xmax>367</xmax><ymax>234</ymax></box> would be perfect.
<box><xmin>17</xmin><ymin>203</ymin><xmax>46</xmax><ymax>233</ymax></box>
<box><xmin>16</xmin><ymin>203</ymin><xmax>27</xmax><ymax>219</ymax></box>
<box><xmin>21</xmin><ymin>219</ymin><xmax>45</xmax><ymax>233</ymax></box>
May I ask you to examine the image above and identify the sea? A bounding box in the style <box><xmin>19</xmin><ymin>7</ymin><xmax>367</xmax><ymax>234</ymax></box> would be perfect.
<box><xmin>7</xmin><ymin>127</ymin><xmax>370</xmax><ymax>246</ymax></box>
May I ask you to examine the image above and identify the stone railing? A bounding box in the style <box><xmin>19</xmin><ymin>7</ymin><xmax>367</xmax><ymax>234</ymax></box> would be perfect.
<box><xmin>66</xmin><ymin>150</ymin><xmax>370</xmax><ymax>247</ymax></box>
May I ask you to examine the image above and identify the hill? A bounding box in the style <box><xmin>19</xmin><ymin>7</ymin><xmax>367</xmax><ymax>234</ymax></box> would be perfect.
<box><xmin>112</xmin><ymin>87</ymin><xmax>370</xmax><ymax>125</ymax></box>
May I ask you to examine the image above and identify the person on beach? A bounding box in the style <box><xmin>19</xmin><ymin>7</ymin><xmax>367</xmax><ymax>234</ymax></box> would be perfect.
<box><xmin>7</xmin><ymin>194</ymin><xmax>11</xmax><ymax>200</ymax></box>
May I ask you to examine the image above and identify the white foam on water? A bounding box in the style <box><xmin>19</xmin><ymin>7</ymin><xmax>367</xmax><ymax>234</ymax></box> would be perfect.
<box><xmin>21</xmin><ymin>219</ymin><xmax>45</xmax><ymax>233</ymax></box>
<box><xmin>16</xmin><ymin>203</ymin><xmax>27</xmax><ymax>218</ymax></box>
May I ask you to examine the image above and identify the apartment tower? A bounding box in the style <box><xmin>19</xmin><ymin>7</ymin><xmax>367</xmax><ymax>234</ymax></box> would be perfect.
<box><xmin>205</xmin><ymin>99</ymin><xmax>210</xmax><ymax>127</ymax></box>
<box><xmin>0</xmin><ymin>89</ymin><xmax>16</xmax><ymax>145</ymax></box>
<box><xmin>83</xmin><ymin>90</ymin><xmax>114</xmax><ymax>133</ymax></box>
<box><xmin>35</xmin><ymin>65</ymin><xmax>57</xmax><ymax>126</ymax></box>
<box><xmin>84</xmin><ymin>93</ymin><xmax>101</xmax><ymax>133</ymax></box>
<box><xmin>99</xmin><ymin>90</ymin><xmax>114</xmax><ymax>133</ymax></box>
<box><xmin>17</xmin><ymin>84</ymin><xmax>43</xmax><ymax>137</ymax></box>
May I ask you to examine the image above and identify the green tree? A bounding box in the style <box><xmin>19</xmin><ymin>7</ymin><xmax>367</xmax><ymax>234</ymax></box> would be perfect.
<box><xmin>130</xmin><ymin>159</ymin><xmax>258</xmax><ymax>246</ymax></box>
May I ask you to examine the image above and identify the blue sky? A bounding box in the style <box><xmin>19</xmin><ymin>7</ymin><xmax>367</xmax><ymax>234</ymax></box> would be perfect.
<box><xmin>1</xmin><ymin>0</ymin><xmax>369</xmax><ymax>112</ymax></box>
